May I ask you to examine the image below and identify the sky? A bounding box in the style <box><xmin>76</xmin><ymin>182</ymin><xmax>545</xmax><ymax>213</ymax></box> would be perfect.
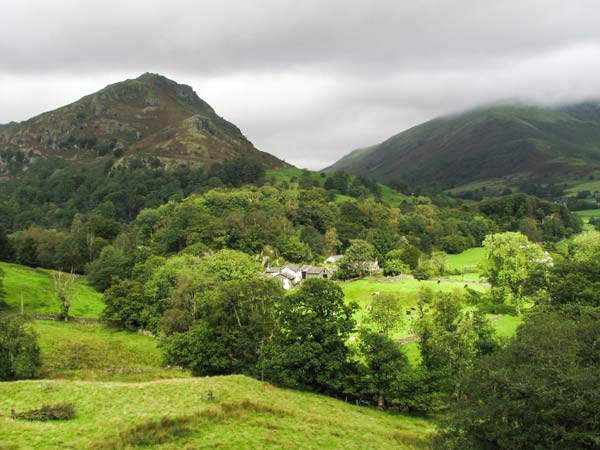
<box><xmin>2</xmin><ymin>1</ymin><xmax>600</xmax><ymax>169</ymax></box>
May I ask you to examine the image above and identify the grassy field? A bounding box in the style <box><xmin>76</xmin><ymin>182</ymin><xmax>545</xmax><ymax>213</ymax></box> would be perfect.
<box><xmin>488</xmin><ymin>314</ymin><xmax>523</xmax><ymax>339</ymax></box>
<box><xmin>0</xmin><ymin>262</ymin><xmax>104</xmax><ymax>318</ymax></box>
<box><xmin>445</xmin><ymin>247</ymin><xmax>485</xmax><ymax>274</ymax></box>
<box><xmin>0</xmin><ymin>262</ymin><xmax>179</xmax><ymax>381</ymax></box>
<box><xmin>265</xmin><ymin>167</ymin><xmax>323</xmax><ymax>184</ymax></box>
<box><xmin>340</xmin><ymin>277</ymin><xmax>488</xmax><ymax>342</ymax></box>
<box><xmin>339</xmin><ymin>276</ymin><xmax>521</xmax><ymax>365</ymax></box>
<box><xmin>575</xmin><ymin>209</ymin><xmax>600</xmax><ymax>222</ymax></box>
<box><xmin>0</xmin><ymin>376</ymin><xmax>434</xmax><ymax>450</ymax></box>
<box><xmin>30</xmin><ymin>321</ymin><xmax>182</xmax><ymax>381</ymax></box>
<box><xmin>564</xmin><ymin>179</ymin><xmax>600</xmax><ymax>196</ymax></box>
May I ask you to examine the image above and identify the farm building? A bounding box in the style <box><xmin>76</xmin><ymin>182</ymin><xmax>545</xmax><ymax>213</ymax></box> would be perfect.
<box><xmin>301</xmin><ymin>265</ymin><xmax>333</xmax><ymax>280</ymax></box>
<box><xmin>324</xmin><ymin>255</ymin><xmax>344</xmax><ymax>264</ymax></box>
<box><xmin>264</xmin><ymin>265</ymin><xmax>303</xmax><ymax>290</ymax></box>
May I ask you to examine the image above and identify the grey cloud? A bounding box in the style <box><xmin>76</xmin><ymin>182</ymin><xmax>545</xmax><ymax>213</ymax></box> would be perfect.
<box><xmin>2</xmin><ymin>1</ymin><xmax>600</xmax><ymax>169</ymax></box>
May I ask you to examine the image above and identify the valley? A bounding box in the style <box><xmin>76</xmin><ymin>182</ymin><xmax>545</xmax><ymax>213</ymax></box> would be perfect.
<box><xmin>0</xmin><ymin>75</ymin><xmax>598</xmax><ymax>450</ymax></box>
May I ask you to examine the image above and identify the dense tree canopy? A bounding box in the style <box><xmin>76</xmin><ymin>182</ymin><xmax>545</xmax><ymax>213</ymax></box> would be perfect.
<box><xmin>549</xmin><ymin>231</ymin><xmax>600</xmax><ymax>307</ymax></box>
<box><xmin>259</xmin><ymin>279</ymin><xmax>357</xmax><ymax>395</ymax></box>
<box><xmin>435</xmin><ymin>307</ymin><xmax>600</xmax><ymax>450</ymax></box>
<box><xmin>482</xmin><ymin>232</ymin><xmax>550</xmax><ymax>314</ymax></box>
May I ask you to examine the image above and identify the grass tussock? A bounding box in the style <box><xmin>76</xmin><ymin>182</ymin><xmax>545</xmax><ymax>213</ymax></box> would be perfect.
<box><xmin>389</xmin><ymin>430</ymin><xmax>432</xmax><ymax>448</ymax></box>
<box><xmin>11</xmin><ymin>403</ymin><xmax>75</xmax><ymax>421</ymax></box>
<box><xmin>91</xmin><ymin>399</ymin><xmax>289</xmax><ymax>449</ymax></box>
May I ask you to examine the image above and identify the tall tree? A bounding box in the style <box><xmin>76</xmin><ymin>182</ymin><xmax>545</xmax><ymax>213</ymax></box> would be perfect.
<box><xmin>338</xmin><ymin>239</ymin><xmax>375</xmax><ymax>279</ymax></box>
<box><xmin>481</xmin><ymin>232</ymin><xmax>549</xmax><ymax>314</ymax></box>
<box><xmin>356</xmin><ymin>329</ymin><xmax>410</xmax><ymax>408</ymax></box>
<box><xmin>163</xmin><ymin>277</ymin><xmax>283</xmax><ymax>376</ymax></box>
<box><xmin>549</xmin><ymin>230</ymin><xmax>600</xmax><ymax>307</ymax></box>
<box><xmin>416</xmin><ymin>291</ymin><xmax>498</xmax><ymax>390</ymax></box>
<box><xmin>259</xmin><ymin>279</ymin><xmax>357</xmax><ymax>395</ymax></box>
<box><xmin>368</xmin><ymin>293</ymin><xmax>404</xmax><ymax>337</ymax></box>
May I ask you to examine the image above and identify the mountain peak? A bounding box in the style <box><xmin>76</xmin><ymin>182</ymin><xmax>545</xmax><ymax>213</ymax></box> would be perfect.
<box><xmin>0</xmin><ymin>75</ymin><xmax>288</xmax><ymax>170</ymax></box>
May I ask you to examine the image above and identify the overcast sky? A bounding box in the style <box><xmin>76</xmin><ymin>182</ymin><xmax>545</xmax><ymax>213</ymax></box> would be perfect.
<box><xmin>2</xmin><ymin>1</ymin><xmax>600</xmax><ymax>169</ymax></box>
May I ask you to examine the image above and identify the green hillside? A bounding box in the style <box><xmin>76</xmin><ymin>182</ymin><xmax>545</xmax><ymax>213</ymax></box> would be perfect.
<box><xmin>0</xmin><ymin>262</ymin><xmax>104</xmax><ymax>317</ymax></box>
<box><xmin>0</xmin><ymin>376</ymin><xmax>433</xmax><ymax>450</ymax></box>
<box><xmin>265</xmin><ymin>166</ymin><xmax>407</xmax><ymax>205</ymax></box>
<box><xmin>31</xmin><ymin>321</ymin><xmax>174</xmax><ymax>381</ymax></box>
<box><xmin>325</xmin><ymin>102</ymin><xmax>600</xmax><ymax>192</ymax></box>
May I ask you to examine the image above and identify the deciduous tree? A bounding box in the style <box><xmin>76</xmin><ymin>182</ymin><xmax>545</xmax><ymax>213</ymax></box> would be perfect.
<box><xmin>259</xmin><ymin>279</ymin><xmax>357</xmax><ymax>395</ymax></box>
<box><xmin>481</xmin><ymin>232</ymin><xmax>549</xmax><ymax>314</ymax></box>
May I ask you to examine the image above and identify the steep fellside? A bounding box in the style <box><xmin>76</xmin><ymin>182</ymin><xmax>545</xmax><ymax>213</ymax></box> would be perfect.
<box><xmin>0</xmin><ymin>73</ymin><xmax>287</xmax><ymax>170</ymax></box>
<box><xmin>325</xmin><ymin>102</ymin><xmax>600</xmax><ymax>191</ymax></box>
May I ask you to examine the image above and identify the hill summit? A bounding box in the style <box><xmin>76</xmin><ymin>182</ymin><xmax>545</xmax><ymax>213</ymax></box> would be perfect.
<box><xmin>325</xmin><ymin>102</ymin><xmax>600</xmax><ymax>192</ymax></box>
<box><xmin>0</xmin><ymin>73</ymin><xmax>287</xmax><ymax>169</ymax></box>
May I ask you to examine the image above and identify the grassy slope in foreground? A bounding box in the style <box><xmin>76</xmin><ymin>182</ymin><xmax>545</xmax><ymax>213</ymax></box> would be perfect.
<box><xmin>0</xmin><ymin>376</ymin><xmax>433</xmax><ymax>450</ymax></box>
<box><xmin>0</xmin><ymin>262</ymin><xmax>104</xmax><ymax>318</ymax></box>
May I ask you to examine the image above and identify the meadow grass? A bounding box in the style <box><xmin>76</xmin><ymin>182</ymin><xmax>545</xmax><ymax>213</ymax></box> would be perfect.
<box><xmin>575</xmin><ymin>209</ymin><xmax>600</xmax><ymax>222</ymax></box>
<box><xmin>488</xmin><ymin>313</ymin><xmax>523</xmax><ymax>339</ymax></box>
<box><xmin>0</xmin><ymin>262</ymin><xmax>104</xmax><ymax>318</ymax></box>
<box><xmin>340</xmin><ymin>277</ymin><xmax>488</xmax><ymax>342</ymax></box>
<box><xmin>0</xmin><ymin>375</ymin><xmax>434</xmax><ymax>449</ymax></box>
<box><xmin>565</xmin><ymin>179</ymin><xmax>600</xmax><ymax>195</ymax></box>
<box><xmin>339</xmin><ymin>276</ymin><xmax>523</xmax><ymax>366</ymax></box>
<box><xmin>30</xmin><ymin>321</ymin><xmax>174</xmax><ymax>381</ymax></box>
<box><xmin>445</xmin><ymin>247</ymin><xmax>485</xmax><ymax>274</ymax></box>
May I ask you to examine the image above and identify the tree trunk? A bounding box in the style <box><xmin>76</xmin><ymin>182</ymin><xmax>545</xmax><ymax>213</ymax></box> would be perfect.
<box><xmin>377</xmin><ymin>391</ymin><xmax>384</xmax><ymax>409</ymax></box>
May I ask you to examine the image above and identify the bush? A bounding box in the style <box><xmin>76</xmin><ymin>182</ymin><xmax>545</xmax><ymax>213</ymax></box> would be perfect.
<box><xmin>85</xmin><ymin>245</ymin><xmax>131</xmax><ymax>292</ymax></box>
<box><xmin>413</xmin><ymin>269</ymin><xmax>431</xmax><ymax>281</ymax></box>
<box><xmin>0</xmin><ymin>315</ymin><xmax>41</xmax><ymax>381</ymax></box>
<box><xmin>11</xmin><ymin>403</ymin><xmax>76</xmax><ymax>421</ymax></box>
<box><xmin>383</xmin><ymin>259</ymin><xmax>409</xmax><ymax>277</ymax></box>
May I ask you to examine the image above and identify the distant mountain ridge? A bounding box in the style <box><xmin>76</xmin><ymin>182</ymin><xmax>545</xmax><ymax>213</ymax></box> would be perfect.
<box><xmin>325</xmin><ymin>102</ymin><xmax>600</xmax><ymax>192</ymax></box>
<box><xmin>0</xmin><ymin>73</ymin><xmax>288</xmax><ymax>170</ymax></box>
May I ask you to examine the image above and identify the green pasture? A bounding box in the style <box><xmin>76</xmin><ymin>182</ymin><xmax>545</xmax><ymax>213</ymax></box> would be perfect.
<box><xmin>445</xmin><ymin>247</ymin><xmax>485</xmax><ymax>274</ymax></box>
<box><xmin>265</xmin><ymin>167</ymin><xmax>406</xmax><ymax>205</ymax></box>
<box><xmin>340</xmin><ymin>277</ymin><xmax>488</xmax><ymax>340</ymax></box>
<box><xmin>488</xmin><ymin>314</ymin><xmax>523</xmax><ymax>339</ymax></box>
<box><xmin>30</xmin><ymin>321</ymin><xmax>179</xmax><ymax>381</ymax></box>
<box><xmin>0</xmin><ymin>262</ymin><xmax>104</xmax><ymax>318</ymax></box>
<box><xmin>575</xmin><ymin>209</ymin><xmax>600</xmax><ymax>222</ymax></box>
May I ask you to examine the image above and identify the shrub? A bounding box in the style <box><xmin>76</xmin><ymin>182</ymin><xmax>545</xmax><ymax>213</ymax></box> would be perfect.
<box><xmin>0</xmin><ymin>315</ymin><xmax>41</xmax><ymax>381</ymax></box>
<box><xmin>383</xmin><ymin>259</ymin><xmax>409</xmax><ymax>276</ymax></box>
<box><xmin>413</xmin><ymin>269</ymin><xmax>431</xmax><ymax>281</ymax></box>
